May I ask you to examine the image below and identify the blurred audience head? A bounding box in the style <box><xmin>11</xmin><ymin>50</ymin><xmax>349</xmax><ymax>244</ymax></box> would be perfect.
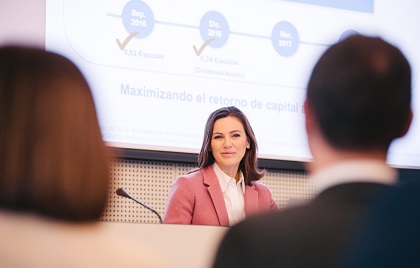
<box><xmin>305</xmin><ymin>35</ymin><xmax>412</xmax><ymax>155</ymax></box>
<box><xmin>0</xmin><ymin>46</ymin><xmax>110</xmax><ymax>222</ymax></box>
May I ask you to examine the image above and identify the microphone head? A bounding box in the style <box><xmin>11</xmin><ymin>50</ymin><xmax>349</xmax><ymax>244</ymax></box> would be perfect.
<box><xmin>116</xmin><ymin>187</ymin><xmax>129</xmax><ymax>198</ymax></box>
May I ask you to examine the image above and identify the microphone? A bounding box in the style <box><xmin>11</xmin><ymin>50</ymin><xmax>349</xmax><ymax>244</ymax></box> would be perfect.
<box><xmin>116</xmin><ymin>187</ymin><xmax>162</xmax><ymax>224</ymax></box>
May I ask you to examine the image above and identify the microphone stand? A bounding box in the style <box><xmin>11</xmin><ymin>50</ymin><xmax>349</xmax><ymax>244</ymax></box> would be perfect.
<box><xmin>116</xmin><ymin>187</ymin><xmax>163</xmax><ymax>224</ymax></box>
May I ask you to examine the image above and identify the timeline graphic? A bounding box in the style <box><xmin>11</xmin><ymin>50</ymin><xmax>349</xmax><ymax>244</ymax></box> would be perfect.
<box><xmin>53</xmin><ymin>0</ymin><xmax>419</xmax><ymax>89</ymax></box>
<box><xmin>115</xmin><ymin>1</ymin><xmax>302</xmax><ymax>57</ymax></box>
<box><xmin>115</xmin><ymin>1</ymin><xmax>300</xmax><ymax>57</ymax></box>
<box><xmin>58</xmin><ymin>0</ymin><xmax>354</xmax><ymax>89</ymax></box>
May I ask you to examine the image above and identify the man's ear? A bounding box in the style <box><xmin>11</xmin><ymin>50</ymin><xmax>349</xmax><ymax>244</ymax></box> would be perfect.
<box><xmin>397</xmin><ymin>108</ymin><xmax>413</xmax><ymax>138</ymax></box>
<box><xmin>304</xmin><ymin>100</ymin><xmax>315</xmax><ymax>135</ymax></box>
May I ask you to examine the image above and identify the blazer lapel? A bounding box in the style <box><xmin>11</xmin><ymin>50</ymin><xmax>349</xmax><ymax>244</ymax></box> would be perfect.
<box><xmin>244</xmin><ymin>184</ymin><xmax>259</xmax><ymax>216</ymax></box>
<box><xmin>202</xmin><ymin>167</ymin><xmax>230</xmax><ymax>226</ymax></box>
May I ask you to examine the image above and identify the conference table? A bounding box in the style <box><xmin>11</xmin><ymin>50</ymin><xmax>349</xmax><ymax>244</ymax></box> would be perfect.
<box><xmin>102</xmin><ymin>222</ymin><xmax>228</xmax><ymax>268</ymax></box>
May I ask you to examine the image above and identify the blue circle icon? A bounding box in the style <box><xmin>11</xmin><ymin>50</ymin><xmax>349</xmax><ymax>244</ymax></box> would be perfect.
<box><xmin>122</xmin><ymin>0</ymin><xmax>154</xmax><ymax>38</ymax></box>
<box><xmin>199</xmin><ymin>11</ymin><xmax>229</xmax><ymax>48</ymax></box>
<box><xmin>339</xmin><ymin>29</ymin><xmax>360</xmax><ymax>42</ymax></box>
<box><xmin>271</xmin><ymin>21</ymin><xmax>299</xmax><ymax>57</ymax></box>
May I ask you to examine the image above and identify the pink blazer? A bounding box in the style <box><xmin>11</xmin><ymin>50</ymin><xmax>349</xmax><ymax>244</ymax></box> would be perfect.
<box><xmin>163</xmin><ymin>166</ymin><xmax>278</xmax><ymax>226</ymax></box>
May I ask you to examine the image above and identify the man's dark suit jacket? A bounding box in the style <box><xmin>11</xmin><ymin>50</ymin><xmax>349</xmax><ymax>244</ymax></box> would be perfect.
<box><xmin>342</xmin><ymin>181</ymin><xmax>420</xmax><ymax>267</ymax></box>
<box><xmin>212</xmin><ymin>182</ymin><xmax>391</xmax><ymax>268</ymax></box>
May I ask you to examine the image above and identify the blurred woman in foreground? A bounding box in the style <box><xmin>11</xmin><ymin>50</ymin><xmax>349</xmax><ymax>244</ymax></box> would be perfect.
<box><xmin>0</xmin><ymin>46</ymin><xmax>168</xmax><ymax>268</ymax></box>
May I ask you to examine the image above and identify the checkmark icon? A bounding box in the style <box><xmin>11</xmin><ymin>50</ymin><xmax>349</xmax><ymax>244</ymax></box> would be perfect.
<box><xmin>116</xmin><ymin>32</ymin><xmax>139</xmax><ymax>50</ymax></box>
<box><xmin>193</xmin><ymin>39</ymin><xmax>214</xmax><ymax>56</ymax></box>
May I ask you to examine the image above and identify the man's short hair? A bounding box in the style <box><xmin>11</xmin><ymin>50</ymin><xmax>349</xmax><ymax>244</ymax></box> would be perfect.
<box><xmin>306</xmin><ymin>35</ymin><xmax>412</xmax><ymax>151</ymax></box>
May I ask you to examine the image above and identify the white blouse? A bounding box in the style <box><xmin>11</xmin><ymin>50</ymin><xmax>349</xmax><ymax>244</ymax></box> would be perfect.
<box><xmin>213</xmin><ymin>163</ymin><xmax>246</xmax><ymax>226</ymax></box>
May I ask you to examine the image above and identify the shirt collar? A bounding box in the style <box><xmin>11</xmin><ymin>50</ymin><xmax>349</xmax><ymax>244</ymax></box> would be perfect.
<box><xmin>213</xmin><ymin>163</ymin><xmax>245</xmax><ymax>192</ymax></box>
<box><xmin>311</xmin><ymin>159</ymin><xmax>397</xmax><ymax>194</ymax></box>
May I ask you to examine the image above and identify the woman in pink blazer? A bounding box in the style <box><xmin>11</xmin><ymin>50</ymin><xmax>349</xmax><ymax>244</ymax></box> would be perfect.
<box><xmin>163</xmin><ymin>106</ymin><xmax>278</xmax><ymax>226</ymax></box>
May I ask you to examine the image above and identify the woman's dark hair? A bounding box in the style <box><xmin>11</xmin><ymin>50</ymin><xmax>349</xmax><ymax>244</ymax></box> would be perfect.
<box><xmin>197</xmin><ymin>106</ymin><xmax>265</xmax><ymax>185</ymax></box>
<box><xmin>0</xmin><ymin>46</ymin><xmax>110</xmax><ymax>222</ymax></box>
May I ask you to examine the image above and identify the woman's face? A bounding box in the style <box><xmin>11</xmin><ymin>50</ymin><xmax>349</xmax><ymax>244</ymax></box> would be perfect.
<box><xmin>210</xmin><ymin>116</ymin><xmax>250</xmax><ymax>177</ymax></box>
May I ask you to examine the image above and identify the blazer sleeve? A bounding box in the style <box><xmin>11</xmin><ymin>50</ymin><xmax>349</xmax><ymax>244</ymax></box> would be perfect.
<box><xmin>268</xmin><ymin>187</ymin><xmax>279</xmax><ymax>212</ymax></box>
<box><xmin>255</xmin><ymin>181</ymin><xmax>279</xmax><ymax>212</ymax></box>
<box><xmin>163</xmin><ymin>176</ymin><xmax>195</xmax><ymax>224</ymax></box>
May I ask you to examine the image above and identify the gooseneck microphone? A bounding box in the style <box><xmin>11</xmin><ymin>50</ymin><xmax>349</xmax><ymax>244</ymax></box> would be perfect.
<box><xmin>116</xmin><ymin>187</ymin><xmax>163</xmax><ymax>224</ymax></box>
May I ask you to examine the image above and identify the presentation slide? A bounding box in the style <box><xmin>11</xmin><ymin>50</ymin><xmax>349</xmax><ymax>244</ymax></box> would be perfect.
<box><xmin>14</xmin><ymin>0</ymin><xmax>420</xmax><ymax>168</ymax></box>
